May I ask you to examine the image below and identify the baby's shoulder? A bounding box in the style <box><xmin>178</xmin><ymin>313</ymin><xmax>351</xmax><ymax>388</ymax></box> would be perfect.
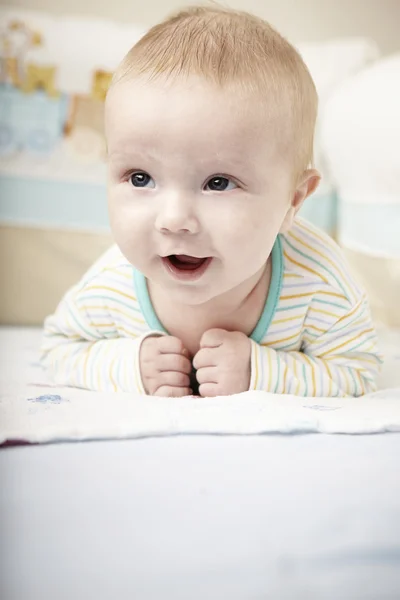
<box><xmin>58</xmin><ymin>245</ymin><xmax>147</xmax><ymax>334</ymax></box>
<box><xmin>77</xmin><ymin>244</ymin><xmax>131</xmax><ymax>283</ymax></box>
<box><xmin>72</xmin><ymin>244</ymin><xmax>136</xmax><ymax>301</ymax></box>
<box><xmin>280</xmin><ymin>217</ymin><xmax>363</xmax><ymax>303</ymax></box>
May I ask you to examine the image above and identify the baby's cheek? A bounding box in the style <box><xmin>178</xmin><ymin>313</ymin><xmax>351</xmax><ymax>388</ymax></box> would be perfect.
<box><xmin>220</xmin><ymin>208</ymin><xmax>267</xmax><ymax>242</ymax></box>
<box><xmin>109</xmin><ymin>191</ymin><xmax>147</xmax><ymax>250</ymax></box>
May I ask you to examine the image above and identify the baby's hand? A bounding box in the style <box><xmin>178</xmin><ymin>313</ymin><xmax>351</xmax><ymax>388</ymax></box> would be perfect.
<box><xmin>140</xmin><ymin>336</ymin><xmax>192</xmax><ymax>397</ymax></box>
<box><xmin>193</xmin><ymin>329</ymin><xmax>251</xmax><ymax>397</ymax></box>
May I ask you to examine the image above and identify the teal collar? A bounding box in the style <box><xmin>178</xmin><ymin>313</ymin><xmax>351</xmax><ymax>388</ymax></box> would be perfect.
<box><xmin>133</xmin><ymin>235</ymin><xmax>283</xmax><ymax>343</ymax></box>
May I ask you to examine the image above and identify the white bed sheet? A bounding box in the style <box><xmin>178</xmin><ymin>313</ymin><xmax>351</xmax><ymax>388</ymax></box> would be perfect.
<box><xmin>1</xmin><ymin>327</ymin><xmax>400</xmax><ymax>444</ymax></box>
<box><xmin>1</xmin><ymin>327</ymin><xmax>400</xmax><ymax>599</ymax></box>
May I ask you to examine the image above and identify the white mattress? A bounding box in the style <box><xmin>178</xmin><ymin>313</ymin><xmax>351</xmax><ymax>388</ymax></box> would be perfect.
<box><xmin>1</xmin><ymin>327</ymin><xmax>400</xmax><ymax>599</ymax></box>
<box><xmin>1</xmin><ymin>327</ymin><xmax>400</xmax><ymax>443</ymax></box>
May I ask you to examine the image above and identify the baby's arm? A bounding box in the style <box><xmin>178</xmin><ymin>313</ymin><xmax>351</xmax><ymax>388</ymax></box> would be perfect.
<box><xmin>250</xmin><ymin>295</ymin><xmax>382</xmax><ymax>397</ymax></box>
<box><xmin>40</xmin><ymin>285</ymin><xmax>151</xmax><ymax>393</ymax></box>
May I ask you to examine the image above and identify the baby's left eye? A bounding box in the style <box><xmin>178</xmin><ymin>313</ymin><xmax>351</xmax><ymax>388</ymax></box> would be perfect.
<box><xmin>204</xmin><ymin>176</ymin><xmax>237</xmax><ymax>192</ymax></box>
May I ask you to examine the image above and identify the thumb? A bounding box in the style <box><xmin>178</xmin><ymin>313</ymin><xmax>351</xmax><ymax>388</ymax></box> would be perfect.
<box><xmin>200</xmin><ymin>328</ymin><xmax>227</xmax><ymax>349</ymax></box>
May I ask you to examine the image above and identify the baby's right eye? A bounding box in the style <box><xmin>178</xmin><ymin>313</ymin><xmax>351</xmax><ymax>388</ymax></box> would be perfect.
<box><xmin>129</xmin><ymin>172</ymin><xmax>155</xmax><ymax>188</ymax></box>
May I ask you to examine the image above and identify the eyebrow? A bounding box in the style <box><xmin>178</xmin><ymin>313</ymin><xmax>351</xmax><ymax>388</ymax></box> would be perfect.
<box><xmin>108</xmin><ymin>145</ymin><xmax>163</xmax><ymax>162</ymax></box>
<box><xmin>109</xmin><ymin>146</ymin><xmax>250</xmax><ymax>167</ymax></box>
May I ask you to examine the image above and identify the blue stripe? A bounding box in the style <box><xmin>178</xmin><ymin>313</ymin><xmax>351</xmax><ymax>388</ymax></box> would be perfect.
<box><xmin>313</xmin><ymin>298</ymin><xmax>349</xmax><ymax>310</ymax></box>
<box><xmin>284</xmin><ymin>237</ymin><xmax>348</xmax><ymax>296</ymax></box>
<box><xmin>302</xmin><ymin>363</ymin><xmax>308</xmax><ymax>396</ymax></box>
<box><xmin>275</xmin><ymin>303</ymin><xmax>309</xmax><ymax>312</ymax></box>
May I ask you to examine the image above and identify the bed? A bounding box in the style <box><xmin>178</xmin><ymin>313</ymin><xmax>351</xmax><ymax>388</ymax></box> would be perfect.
<box><xmin>1</xmin><ymin>326</ymin><xmax>400</xmax><ymax>599</ymax></box>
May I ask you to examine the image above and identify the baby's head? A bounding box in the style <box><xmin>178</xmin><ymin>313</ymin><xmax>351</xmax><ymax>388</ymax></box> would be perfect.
<box><xmin>105</xmin><ymin>5</ymin><xmax>320</xmax><ymax>305</ymax></box>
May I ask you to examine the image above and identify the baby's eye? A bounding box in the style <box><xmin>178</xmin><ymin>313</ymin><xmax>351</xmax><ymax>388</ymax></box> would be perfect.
<box><xmin>129</xmin><ymin>172</ymin><xmax>155</xmax><ymax>188</ymax></box>
<box><xmin>205</xmin><ymin>176</ymin><xmax>237</xmax><ymax>192</ymax></box>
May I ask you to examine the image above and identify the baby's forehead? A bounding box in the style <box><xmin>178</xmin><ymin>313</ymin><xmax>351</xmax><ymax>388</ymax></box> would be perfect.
<box><xmin>106</xmin><ymin>75</ymin><xmax>289</xmax><ymax>140</ymax></box>
<box><xmin>105</xmin><ymin>79</ymin><xmax>294</xmax><ymax>174</ymax></box>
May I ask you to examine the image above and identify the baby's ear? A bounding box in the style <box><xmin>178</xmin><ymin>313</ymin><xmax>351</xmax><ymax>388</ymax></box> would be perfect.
<box><xmin>280</xmin><ymin>169</ymin><xmax>321</xmax><ymax>233</ymax></box>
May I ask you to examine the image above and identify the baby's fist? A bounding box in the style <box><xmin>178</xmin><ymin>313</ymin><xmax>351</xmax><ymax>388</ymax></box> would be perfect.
<box><xmin>193</xmin><ymin>329</ymin><xmax>251</xmax><ymax>397</ymax></box>
<box><xmin>140</xmin><ymin>335</ymin><xmax>192</xmax><ymax>397</ymax></box>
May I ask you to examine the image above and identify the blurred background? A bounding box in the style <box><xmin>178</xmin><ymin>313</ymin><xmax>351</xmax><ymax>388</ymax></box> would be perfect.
<box><xmin>0</xmin><ymin>0</ymin><xmax>399</xmax><ymax>326</ymax></box>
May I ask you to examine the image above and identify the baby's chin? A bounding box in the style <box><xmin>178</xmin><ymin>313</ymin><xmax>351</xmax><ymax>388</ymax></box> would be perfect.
<box><xmin>156</xmin><ymin>278</ymin><xmax>225</xmax><ymax>306</ymax></box>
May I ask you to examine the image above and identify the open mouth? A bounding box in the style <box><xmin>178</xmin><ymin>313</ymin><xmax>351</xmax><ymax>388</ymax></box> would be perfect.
<box><xmin>169</xmin><ymin>255</ymin><xmax>207</xmax><ymax>270</ymax></box>
<box><xmin>162</xmin><ymin>255</ymin><xmax>212</xmax><ymax>280</ymax></box>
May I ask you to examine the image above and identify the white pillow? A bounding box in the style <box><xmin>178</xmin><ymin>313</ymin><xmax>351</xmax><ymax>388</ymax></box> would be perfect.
<box><xmin>320</xmin><ymin>53</ymin><xmax>400</xmax><ymax>208</ymax></box>
<box><xmin>298</xmin><ymin>38</ymin><xmax>379</xmax><ymax>102</ymax></box>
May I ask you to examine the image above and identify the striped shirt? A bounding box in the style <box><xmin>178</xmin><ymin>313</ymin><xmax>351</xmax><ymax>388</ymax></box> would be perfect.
<box><xmin>41</xmin><ymin>218</ymin><xmax>382</xmax><ymax>397</ymax></box>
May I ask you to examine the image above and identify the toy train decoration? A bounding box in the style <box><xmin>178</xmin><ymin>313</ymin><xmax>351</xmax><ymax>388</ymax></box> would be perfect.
<box><xmin>0</xmin><ymin>19</ymin><xmax>112</xmax><ymax>161</ymax></box>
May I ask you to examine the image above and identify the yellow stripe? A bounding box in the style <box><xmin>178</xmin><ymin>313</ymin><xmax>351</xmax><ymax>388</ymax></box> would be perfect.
<box><xmin>308</xmin><ymin>307</ymin><xmax>341</xmax><ymax>319</ymax></box>
<box><xmin>272</xmin><ymin>315</ymin><xmax>303</xmax><ymax>325</ymax></box>
<box><xmin>84</xmin><ymin>285</ymin><xmax>137</xmax><ymax>302</ymax></box>
<box><xmin>325</xmin><ymin>361</ymin><xmax>333</xmax><ymax>396</ymax></box>
<box><xmin>335</xmin><ymin>353</ymin><xmax>379</xmax><ymax>367</ymax></box>
<box><xmin>304</xmin><ymin>353</ymin><xmax>316</xmax><ymax>395</ymax></box>
<box><xmin>43</xmin><ymin>329</ymin><xmax>82</xmax><ymax>341</ymax></box>
<box><xmin>261</xmin><ymin>331</ymin><xmax>299</xmax><ymax>347</ymax></box>
<box><xmin>97</xmin><ymin>347</ymin><xmax>103</xmax><ymax>390</ymax></box>
<box><xmin>297</xmin><ymin>219</ymin><xmax>338</xmax><ymax>248</ymax></box>
<box><xmin>267</xmin><ymin>348</ymin><xmax>272</xmax><ymax>391</ymax></box>
<box><xmin>116</xmin><ymin>269</ymin><xmax>134</xmax><ymax>281</ymax></box>
<box><xmin>253</xmin><ymin>343</ymin><xmax>259</xmax><ymax>389</ymax></box>
<box><xmin>117</xmin><ymin>325</ymin><xmax>140</xmax><ymax>338</ymax></box>
<box><xmin>355</xmin><ymin>370</ymin><xmax>364</xmax><ymax>394</ymax></box>
<box><xmin>108</xmin><ymin>356</ymin><xmax>118</xmax><ymax>392</ymax></box>
<box><xmin>329</xmin><ymin>301</ymin><xmax>364</xmax><ymax>328</ymax></box>
<box><xmin>89</xmin><ymin>322</ymin><xmax>139</xmax><ymax>338</ymax></box>
<box><xmin>304</xmin><ymin>324</ymin><xmax>325</xmax><ymax>334</ymax></box>
<box><xmin>284</xmin><ymin>251</ymin><xmax>329</xmax><ymax>284</ymax></box>
<box><xmin>356</xmin><ymin>370</ymin><xmax>369</xmax><ymax>394</ymax></box>
<box><xmin>283</xmin><ymin>272</ymin><xmax>303</xmax><ymax>278</ymax></box>
<box><xmin>100</xmin><ymin>265</ymin><xmax>133</xmax><ymax>279</ymax></box>
<box><xmin>282</xmin><ymin>360</ymin><xmax>289</xmax><ymax>393</ymax></box>
<box><xmin>280</xmin><ymin>290</ymin><xmax>347</xmax><ymax>301</ymax></box>
<box><xmin>293</xmin><ymin>358</ymin><xmax>300</xmax><ymax>395</ymax></box>
<box><xmin>362</xmin><ymin>343</ymin><xmax>381</xmax><ymax>358</ymax></box>
<box><xmin>343</xmin><ymin>367</ymin><xmax>353</xmax><ymax>395</ymax></box>
<box><xmin>288</xmin><ymin>231</ymin><xmax>349</xmax><ymax>289</ymax></box>
<box><xmin>320</xmin><ymin>329</ymin><xmax>375</xmax><ymax>357</ymax></box>
<box><xmin>83</xmin><ymin>305</ymin><xmax>145</xmax><ymax>326</ymax></box>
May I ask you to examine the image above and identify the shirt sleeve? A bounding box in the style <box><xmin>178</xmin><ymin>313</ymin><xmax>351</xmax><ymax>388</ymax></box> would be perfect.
<box><xmin>249</xmin><ymin>295</ymin><xmax>382</xmax><ymax>397</ymax></box>
<box><xmin>40</xmin><ymin>285</ymin><xmax>163</xmax><ymax>394</ymax></box>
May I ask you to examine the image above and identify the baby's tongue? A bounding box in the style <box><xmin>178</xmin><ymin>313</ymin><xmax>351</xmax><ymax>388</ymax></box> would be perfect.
<box><xmin>171</xmin><ymin>255</ymin><xmax>206</xmax><ymax>270</ymax></box>
<box><xmin>175</xmin><ymin>255</ymin><xmax>203</xmax><ymax>264</ymax></box>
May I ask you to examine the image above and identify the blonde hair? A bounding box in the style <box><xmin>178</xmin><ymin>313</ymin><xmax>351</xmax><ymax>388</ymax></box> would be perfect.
<box><xmin>111</xmin><ymin>5</ymin><xmax>318</xmax><ymax>176</ymax></box>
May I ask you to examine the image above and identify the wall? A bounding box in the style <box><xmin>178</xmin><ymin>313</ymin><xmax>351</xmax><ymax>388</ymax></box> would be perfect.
<box><xmin>2</xmin><ymin>0</ymin><xmax>399</xmax><ymax>54</ymax></box>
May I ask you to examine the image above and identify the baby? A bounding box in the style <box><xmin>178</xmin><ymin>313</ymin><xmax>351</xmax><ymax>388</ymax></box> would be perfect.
<box><xmin>41</xmin><ymin>6</ymin><xmax>382</xmax><ymax>398</ymax></box>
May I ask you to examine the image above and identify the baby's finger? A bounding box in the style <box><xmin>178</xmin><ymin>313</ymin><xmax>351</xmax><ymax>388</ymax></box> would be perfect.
<box><xmin>158</xmin><ymin>353</ymin><xmax>192</xmax><ymax>374</ymax></box>
<box><xmin>196</xmin><ymin>366</ymin><xmax>219</xmax><ymax>384</ymax></box>
<box><xmin>154</xmin><ymin>386</ymin><xmax>192</xmax><ymax>398</ymax></box>
<box><xmin>198</xmin><ymin>382</ymin><xmax>220</xmax><ymax>398</ymax></box>
<box><xmin>159</xmin><ymin>370</ymin><xmax>191</xmax><ymax>388</ymax></box>
<box><xmin>193</xmin><ymin>347</ymin><xmax>218</xmax><ymax>370</ymax></box>
<box><xmin>157</xmin><ymin>336</ymin><xmax>187</xmax><ymax>355</ymax></box>
<box><xmin>199</xmin><ymin>328</ymin><xmax>227</xmax><ymax>349</ymax></box>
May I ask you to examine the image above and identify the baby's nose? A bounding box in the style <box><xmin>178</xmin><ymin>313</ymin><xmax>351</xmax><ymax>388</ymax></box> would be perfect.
<box><xmin>155</xmin><ymin>194</ymin><xmax>200</xmax><ymax>235</ymax></box>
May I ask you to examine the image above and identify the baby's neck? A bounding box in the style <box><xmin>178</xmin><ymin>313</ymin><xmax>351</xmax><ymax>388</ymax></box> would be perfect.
<box><xmin>148</xmin><ymin>261</ymin><xmax>271</xmax><ymax>357</ymax></box>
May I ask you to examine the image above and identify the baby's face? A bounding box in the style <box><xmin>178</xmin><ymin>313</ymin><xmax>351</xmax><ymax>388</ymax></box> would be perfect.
<box><xmin>106</xmin><ymin>76</ymin><xmax>295</xmax><ymax>305</ymax></box>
